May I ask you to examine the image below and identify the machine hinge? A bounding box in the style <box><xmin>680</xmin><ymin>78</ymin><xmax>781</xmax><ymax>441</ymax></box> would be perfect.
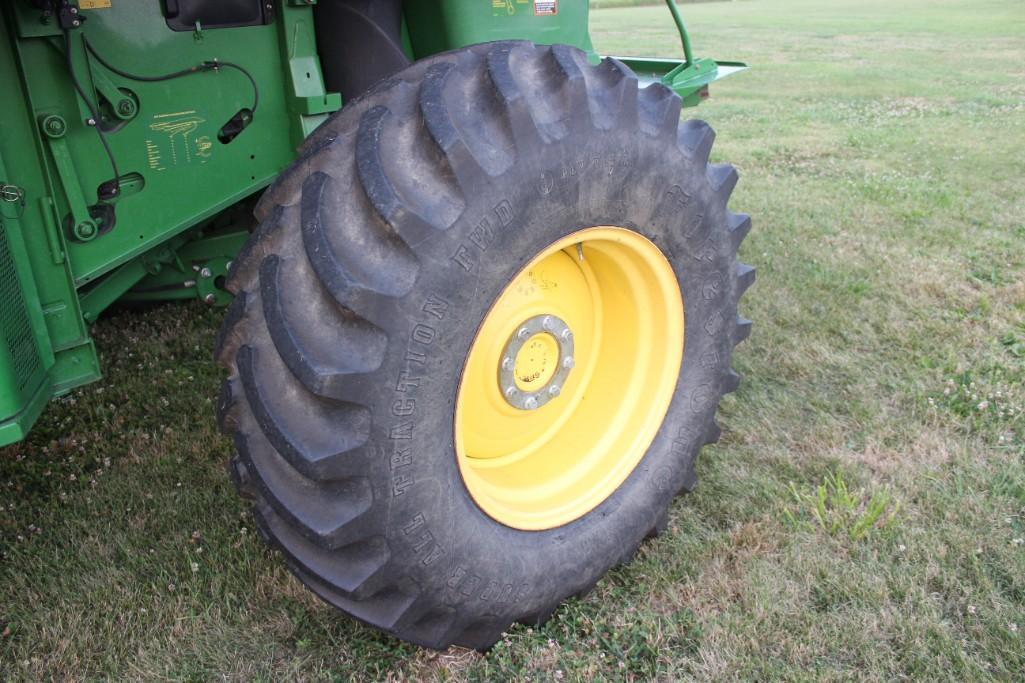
<box><xmin>1</xmin><ymin>183</ymin><xmax>24</xmax><ymax>203</ymax></box>
<box><xmin>0</xmin><ymin>183</ymin><xmax>26</xmax><ymax>219</ymax></box>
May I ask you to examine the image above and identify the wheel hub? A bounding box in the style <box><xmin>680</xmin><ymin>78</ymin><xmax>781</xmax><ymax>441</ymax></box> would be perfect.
<box><xmin>499</xmin><ymin>314</ymin><xmax>575</xmax><ymax>410</ymax></box>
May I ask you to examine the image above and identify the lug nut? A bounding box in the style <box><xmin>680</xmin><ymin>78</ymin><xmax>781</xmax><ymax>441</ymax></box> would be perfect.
<box><xmin>504</xmin><ymin>387</ymin><xmax>517</xmax><ymax>399</ymax></box>
<box><xmin>517</xmin><ymin>327</ymin><xmax>530</xmax><ymax>341</ymax></box>
<box><xmin>548</xmin><ymin>385</ymin><xmax>561</xmax><ymax>397</ymax></box>
<box><xmin>203</xmin><ymin>293</ymin><xmax>216</xmax><ymax>305</ymax></box>
<box><xmin>501</xmin><ymin>356</ymin><xmax>514</xmax><ymax>371</ymax></box>
<box><xmin>542</xmin><ymin>316</ymin><xmax>553</xmax><ymax>331</ymax></box>
<box><xmin>200</xmin><ymin>267</ymin><xmax>212</xmax><ymax>278</ymax></box>
<box><xmin>524</xmin><ymin>396</ymin><xmax>538</xmax><ymax>410</ymax></box>
<box><xmin>563</xmin><ymin>356</ymin><xmax>575</xmax><ymax>369</ymax></box>
<box><xmin>560</xmin><ymin>329</ymin><xmax>572</xmax><ymax>341</ymax></box>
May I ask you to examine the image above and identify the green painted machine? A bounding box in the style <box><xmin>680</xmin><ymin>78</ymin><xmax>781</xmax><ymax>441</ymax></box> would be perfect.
<box><xmin>0</xmin><ymin>1</ymin><xmax>741</xmax><ymax>445</ymax></box>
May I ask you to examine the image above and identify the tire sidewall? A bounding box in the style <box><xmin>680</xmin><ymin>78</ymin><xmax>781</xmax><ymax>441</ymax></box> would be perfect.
<box><xmin>364</xmin><ymin>125</ymin><xmax>736</xmax><ymax>618</ymax></box>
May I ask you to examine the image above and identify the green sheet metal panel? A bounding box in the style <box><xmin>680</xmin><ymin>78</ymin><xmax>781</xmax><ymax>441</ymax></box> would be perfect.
<box><xmin>9</xmin><ymin>1</ymin><xmax>312</xmax><ymax>287</ymax></box>
<box><xmin>404</xmin><ymin>0</ymin><xmax>597</xmax><ymax>61</ymax></box>
<box><xmin>0</xmin><ymin>1</ymin><xmax>336</xmax><ymax>444</ymax></box>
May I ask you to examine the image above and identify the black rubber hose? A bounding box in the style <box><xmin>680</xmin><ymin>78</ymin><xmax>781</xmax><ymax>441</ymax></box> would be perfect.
<box><xmin>62</xmin><ymin>29</ymin><xmax>121</xmax><ymax>197</ymax></box>
<box><xmin>82</xmin><ymin>36</ymin><xmax>259</xmax><ymax>114</ymax></box>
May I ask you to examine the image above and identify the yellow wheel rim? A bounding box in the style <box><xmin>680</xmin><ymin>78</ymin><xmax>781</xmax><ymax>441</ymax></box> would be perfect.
<box><xmin>454</xmin><ymin>226</ymin><xmax>685</xmax><ymax>530</ymax></box>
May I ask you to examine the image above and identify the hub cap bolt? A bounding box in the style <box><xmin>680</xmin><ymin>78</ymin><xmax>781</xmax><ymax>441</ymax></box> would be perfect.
<box><xmin>498</xmin><ymin>313</ymin><xmax>574</xmax><ymax>411</ymax></box>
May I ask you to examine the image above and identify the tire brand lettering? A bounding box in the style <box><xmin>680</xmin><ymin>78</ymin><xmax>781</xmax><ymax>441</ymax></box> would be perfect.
<box><xmin>538</xmin><ymin>170</ymin><xmax>555</xmax><ymax>195</ymax></box>
<box><xmin>693</xmin><ymin>233</ymin><xmax>719</xmax><ymax>262</ymax></box>
<box><xmin>403</xmin><ymin>513</ymin><xmax>426</xmax><ymax>535</ymax></box>
<box><xmin>662</xmin><ymin>185</ymin><xmax>704</xmax><ymax>237</ymax></box>
<box><xmin>411</xmin><ymin>324</ymin><xmax>436</xmax><ymax>345</ymax></box>
<box><xmin>450</xmin><ymin>200</ymin><xmax>516</xmax><ymax>273</ymax></box>
<box><xmin>666</xmin><ymin>184</ymin><xmax>691</xmax><ymax>209</ymax></box>
<box><xmin>447</xmin><ymin>565</ymin><xmax>467</xmax><ymax>589</ymax></box>
<box><xmin>494</xmin><ymin>199</ymin><xmax>513</xmax><ymax>226</ymax></box>
<box><xmin>699</xmin><ymin>350</ymin><xmax>720</xmax><ymax>369</ymax></box>
<box><xmin>690</xmin><ymin>384</ymin><xmax>713</xmax><ymax>413</ymax></box>
<box><xmin>686</xmin><ymin>211</ymin><xmax>706</xmax><ymax>238</ymax></box>
<box><xmin>652</xmin><ymin>464</ymin><xmax>674</xmax><ymax>493</ymax></box>
<box><xmin>451</xmin><ymin>245</ymin><xmax>475</xmax><ymax>272</ymax></box>
<box><xmin>391</xmin><ymin>398</ymin><xmax>415</xmax><ymax>416</ymax></box>
<box><xmin>448</xmin><ymin>565</ymin><xmax>529</xmax><ymax>604</ymax></box>
<box><xmin>420</xmin><ymin>544</ymin><xmax>444</xmax><ymax>566</ymax></box>
<box><xmin>395</xmin><ymin>371</ymin><xmax>421</xmax><ymax>392</ymax></box>
<box><xmin>458</xmin><ymin>571</ymin><xmax>481</xmax><ymax>597</ymax></box>
<box><xmin>403</xmin><ymin>513</ymin><xmax>445</xmax><ymax>566</ymax></box>
<box><xmin>421</xmin><ymin>294</ymin><xmax>450</xmax><ymax>320</ymax></box>
<box><xmin>702</xmin><ymin>271</ymin><xmax>724</xmax><ymax>300</ymax></box>
<box><xmin>480</xmin><ymin>580</ymin><xmax>514</xmax><ymax>603</ymax></box>
<box><xmin>672</xmin><ymin>426</ymin><xmax>698</xmax><ymax>457</ymax></box>
<box><xmin>388</xmin><ymin>294</ymin><xmax>449</xmax><ymax>497</ymax></box>
<box><xmin>676</xmin><ymin>425</ymin><xmax>698</xmax><ymax>445</ymax></box>
<box><xmin>539</xmin><ymin>151</ymin><xmax>633</xmax><ymax>197</ymax></box>
<box><xmin>469</xmin><ymin>217</ymin><xmax>494</xmax><ymax>251</ymax></box>
<box><xmin>389</xmin><ymin>421</ymin><xmax>413</xmax><ymax>440</ymax></box>
<box><xmin>391</xmin><ymin>446</ymin><xmax>413</xmax><ymax>469</ymax></box>
<box><xmin>703</xmin><ymin>310</ymin><xmax>725</xmax><ymax>336</ymax></box>
<box><xmin>392</xmin><ymin>473</ymin><xmax>415</xmax><ymax>496</ymax></box>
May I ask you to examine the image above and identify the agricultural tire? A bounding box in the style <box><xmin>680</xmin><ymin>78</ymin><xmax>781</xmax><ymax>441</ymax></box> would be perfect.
<box><xmin>215</xmin><ymin>41</ymin><xmax>753</xmax><ymax>650</ymax></box>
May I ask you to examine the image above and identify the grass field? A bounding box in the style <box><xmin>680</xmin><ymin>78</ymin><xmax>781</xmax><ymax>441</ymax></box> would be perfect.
<box><xmin>3</xmin><ymin>0</ymin><xmax>1025</xmax><ymax>679</ymax></box>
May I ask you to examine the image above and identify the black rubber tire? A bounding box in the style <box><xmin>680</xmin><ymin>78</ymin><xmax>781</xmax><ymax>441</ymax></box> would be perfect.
<box><xmin>215</xmin><ymin>41</ymin><xmax>754</xmax><ymax>651</ymax></box>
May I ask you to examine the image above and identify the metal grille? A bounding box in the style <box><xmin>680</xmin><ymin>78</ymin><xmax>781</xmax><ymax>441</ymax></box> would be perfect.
<box><xmin>0</xmin><ymin>222</ymin><xmax>40</xmax><ymax>389</ymax></box>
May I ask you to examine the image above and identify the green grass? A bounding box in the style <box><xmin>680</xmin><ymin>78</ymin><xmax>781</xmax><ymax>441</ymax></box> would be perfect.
<box><xmin>4</xmin><ymin>0</ymin><xmax>1025</xmax><ymax>678</ymax></box>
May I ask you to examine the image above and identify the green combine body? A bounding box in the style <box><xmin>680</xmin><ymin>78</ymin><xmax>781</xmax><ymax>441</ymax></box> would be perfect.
<box><xmin>0</xmin><ymin>0</ymin><xmax>740</xmax><ymax>446</ymax></box>
<box><xmin>0</xmin><ymin>1</ymin><xmax>738</xmax><ymax>447</ymax></box>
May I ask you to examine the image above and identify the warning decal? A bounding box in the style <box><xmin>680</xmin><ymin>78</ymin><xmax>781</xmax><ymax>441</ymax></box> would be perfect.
<box><xmin>534</xmin><ymin>0</ymin><xmax>557</xmax><ymax>15</ymax></box>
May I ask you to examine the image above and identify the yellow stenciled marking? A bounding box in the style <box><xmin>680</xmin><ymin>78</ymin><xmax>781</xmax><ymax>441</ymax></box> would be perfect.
<box><xmin>152</xmin><ymin>110</ymin><xmax>197</xmax><ymax>119</ymax></box>
<box><xmin>79</xmin><ymin>0</ymin><xmax>112</xmax><ymax>9</ymax></box>
<box><xmin>195</xmin><ymin>135</ymin><xmax>213</xmax><ymax>159</ymax></box>
<box><xmin>149</xmin><ymin>114</ymin><xmax>206</xmax><ymax>166</ymax></box>
<box><xmin>145</xmin><ymin>139</ymin><xmax>165</xmax><ymax>171</ymax></box>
